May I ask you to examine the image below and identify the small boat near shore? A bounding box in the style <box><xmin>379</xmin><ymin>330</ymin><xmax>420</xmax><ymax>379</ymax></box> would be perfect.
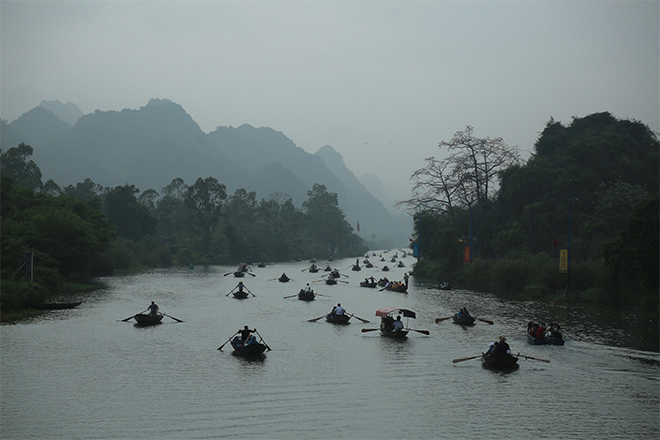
<box><xmin>28</xmin><ymin>301</ymin><xmax>82</xmax><ymax>310</ymax></box>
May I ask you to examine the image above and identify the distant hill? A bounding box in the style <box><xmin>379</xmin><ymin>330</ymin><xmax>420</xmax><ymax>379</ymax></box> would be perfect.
<box><xmin>40</xmin><ymin>100</ymin><xmax>83</xmax><ymax>126</ymax></box>
<box><xmin>10</xmin><ymin>98</ymin><xmax>409</xmax><ymax>246</ymax></box>
<box><xmin>1</xmin><ymin>120</ymin><xmax>25</xmax><ymax>151</ymax></box>
<box><xmin>8</xmin><ymin>106</ymin><xmax>71</xmax><ymax>147</ymax></box>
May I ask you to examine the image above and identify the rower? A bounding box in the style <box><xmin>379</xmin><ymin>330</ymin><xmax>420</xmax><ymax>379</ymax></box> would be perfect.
<box><xmin>392</xmin><ymin>315</ymin><xmax>404</xmax><ymax>331</ymax></box>
<box><xmin>238</xmin><ymin>325</ymin><xmax>256</xmax><ymax>343</ymax></box>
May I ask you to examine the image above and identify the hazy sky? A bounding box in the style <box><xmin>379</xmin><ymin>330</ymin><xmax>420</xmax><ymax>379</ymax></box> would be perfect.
<box><xmin>2</xmin><ymin>1</ymin><xmax>658</xmax><ymax>201</ymax></box>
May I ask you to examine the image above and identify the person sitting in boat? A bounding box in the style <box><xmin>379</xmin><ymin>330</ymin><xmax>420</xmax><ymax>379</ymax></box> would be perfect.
<box><xmin>381</xmin><ymin>315</ymin><xmax>394</xmax><ymax>331</ymax></box>
<box><xmin>246</xmin><ymin>335</ymin><xmax>258</xmax><ymax>345</ymax></box>
<box><xmin>148</xmin><ymin>301</ymin><xmax>159</xmax><ymax>316</ymax></box>
<box><xmin>392</xmin><ymin>316</ymin><xmax>404</xmax><ymax>332</ymax></box>
<box><xmin>528</xmin><ymin>322</ymin><xmax>538</xmax><ymax>336</ymax></box>
<box><xmin>280</xmin><ymin>273</ymin><xmax>288</xmax><ymax>280</ymax></box>
<box><xmin>232</xmin><ymin>336</ymin><xmax>243</xmax><ymax>346</ymax></box>
<box><xmin>534</xmin><ymin>323</ymin><xmax>546</xmax><ymax>339</ymax></box>
<box><xmin>494</xmin><ymin>336</ymin><xmax>511</xmax><ymax>354</ymax></box>
<box><xmin>239</xmin><ymin>326</ymin><xmax>256</xmax><ymax>343</ymax></box>
<box><xmin>305</xmin><ymin>283</ymin><xmax>312</xmax><ymax>293</ymax></box>
<box><xmin>333</xmin><ymin>303</ymin><xmax>345</xmax><ymax>316</ymax></box>
<box><xmin>369</xmin><ymin>276</ymin><xmax>376</xmax><ymax>283</ymax></box>
<box><xmin>331</xmin><ymin>269</ymin><xmax>340</xmax><ymax>278</ymax></box>
<box><xmin>485</xmin><ymin>341</ymin><xmax>496</xmax><ymax>355</ymax></box>
<box><xmin>236</xmin><ymin>281</ymin><xmax>245</xmax><ymax>292</ymax></box>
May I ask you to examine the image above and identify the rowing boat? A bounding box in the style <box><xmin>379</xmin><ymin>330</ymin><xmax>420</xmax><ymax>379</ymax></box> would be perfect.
<box><xmin>481</xmin><ymin>352</ymin><xmax>519</xmax><ymax>369</ymax></box>
<box><xmin>325</xmin><ymin>313</ymin><xmax>351</xmax><ymax>324</ymax></box>
<box><xmin>133</xmin><ymin>313</ymin><xmax>164</xmax><ymax>325</ymax></box>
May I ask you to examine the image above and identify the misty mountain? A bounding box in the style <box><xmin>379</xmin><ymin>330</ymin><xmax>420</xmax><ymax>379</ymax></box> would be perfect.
<box><xmin>316</xmin><ymin>146</ymin><xmax>411</xmax><ymax>245</ymax></box>
<box><xmin>39</xmin><ymin>100</ymin><xmax>83</xmax><ymax>126</ymax></box>
<box><xmin>359</xmin><ymin>172</ymin><xmax>398</xmax><ymax>214</ymax></box>
<box><xmin>1</xmin><ymin>120</ymin><xmax>25</xmax><ymax>151</ymax></box>
<box><xmin>8</xmin><ymin>106</ymin><xmax>71</xmax><ymax>147</ymax></box>
<box><xmin>7</xmin><ymin>98</ymin><xmax>410</xmax><ymax>246</ymax></box>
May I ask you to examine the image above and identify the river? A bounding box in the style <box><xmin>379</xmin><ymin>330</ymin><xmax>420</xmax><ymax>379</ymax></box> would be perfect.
<box><xmin>1</xmin><ymin>254</ymin><xmax>658</xmax><ymax>439</ymax></box>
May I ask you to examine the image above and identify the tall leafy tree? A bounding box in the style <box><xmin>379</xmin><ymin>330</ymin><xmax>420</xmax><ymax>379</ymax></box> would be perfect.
<box><xmin>102</xmin><ymin>185</ymin><xmax>157</xmax><ymax>241</ymax></box>
<box><xmin>185</xmin><ymin>177</ymin><xmax>227</xmax><ymax>253</ymax></box>
<box><xmin>0</xmin><ymin>143</ymin><xmax>43</xmax><ymax>191</ymax></box>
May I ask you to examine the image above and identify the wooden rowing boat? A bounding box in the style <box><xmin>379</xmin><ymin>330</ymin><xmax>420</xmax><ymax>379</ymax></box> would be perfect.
<box><xmin>133</xmin><ymin>313</ymin><xmax>164</xmax><ymax>325</ymax></box>
<box><xmin>298</xmin><ymin>290</ymin><xmax>315</xmax><ymax>301</ymax></box>
<box><xmin>452</xmin><ymin>315</ymin><xmax>476</xmax><ymax>326</ymax></box>
<box><xmin>325</xmin><ymin>313</ymin><xmax>351</xmax><ymax>324</ymax></box>
<box><xmin>28</xmin><ymin>301</ymin><xmax>82</xmax><ymax>310</ymax></box>
<box><xmin>527</xmin><ymin>333</ymin><xmax>565</xmax><ymax>346</ymax></box>
<box><xmin>231</xmin><ymin>339</ymin><xmax>267</xmax><ymax>356</ymax></box>
<box><xmin>481</xmin><ymin>352</ymin><xmax>519</xmax><ymax>369</ymax></box>
<box><xmin>360</xmin><ymin>281</ymin><xmax>377</xmax><ymax>288</ymax></box>
<box><xmin>233</xmin><ymin>291</ymin><xmax>249</xmax><ymax>299</ymax></box>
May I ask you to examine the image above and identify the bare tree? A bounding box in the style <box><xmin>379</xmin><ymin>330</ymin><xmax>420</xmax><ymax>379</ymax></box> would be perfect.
<box><xmin>397</xmin><ymin>126</ymin><xmax>520</xmax><ymax>214</ymax></box>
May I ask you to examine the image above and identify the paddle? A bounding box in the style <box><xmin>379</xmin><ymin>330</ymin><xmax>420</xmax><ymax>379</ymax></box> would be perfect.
<box><xmin>361</xmin><ymin>328</ymin><xmax>380</xmax><ymax>332</ymax></box>
<box><xmin>337</xmin><ymin>280</ymin><xmax>349</xmax><ymax>284</ymax></box>
<box><xmin>452</xmin><ymin>355</ymin><xmax>482</xmax><ymax>363</ymax></box>
<box><xmin>121</xmin><ymin>309</ymin><xmax>147</xmax><ymax>322</ymax></box>
<box><xmin>226</xmin><ymin>286</ymin><xmax>238</xmax><ymax>296</ymax></box>
<box><xmin>410</xmin><ymin>329</ymin><xmax>430</xmax><ymax>335</ymax></box>
<box><xmin>218</xmin><ymin>332</ymin><xmax>239</xmax><ymax>350</ymax></box>
<box><xmin>283</xmin><ymin>294</ymin><xmax>298</xmax><ymax>299</ymax></box>
<box><xmin>519</xmin><ymin>354</ymin><xmax>551</xmax><ymax>363</ymax></box>
<box><xmin>247</xmin><ymin>272</ymin><xmax>256</xmax><ymax>277</ymax></box>
<box><xmin>477</xmin><ymin>317</ymin><xmax>494</xmax><ymax>325</ymax></box>
<box><xmin>223</xmin><ymin>272</ymin><xmax>233</xmax><ymax>276</ymax></box>
<box><xmin>307</xmin><ymin>314</ymin><xmax>327</xmax><ymax>322</ymax></box>
<box><xmin>435</xmin><ymin>316</ymin><xmax>453</xmax><ymax>323</ymax></box>
<box><xmin>351</xmin><ymin>314</ymin><xmax>370</xmax><ymax>323</ymax></box>
<box><xmin>316</xmin><ymin>293</ymin><xmax>329</xmax><ymax>297</ymax></box>
<box><xmin>162</xmin><ymin>312</ymin><xmax>184</xmax><ymax>323</ymax></box>
<box><xmin>254</xmin><ymin>329</ymin><xmax>271</xmax><ymax>351</ymax></box>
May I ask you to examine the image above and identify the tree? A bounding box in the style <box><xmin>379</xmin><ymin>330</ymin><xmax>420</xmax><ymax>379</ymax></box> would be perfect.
<box><xmin>102</xmin><ymin>185</ymin><xmax>157</xmax><ymax>241</ymax></box>
<box><xmin>398</xmin><ymin>126</ymin><xmax>520</xmax><ymax>215</ymax></box>
<box><xmin>185</xmin><ymin>177</ymin><xmax>227</xmax><ymax>253</ymax></box>
<box><xmin>0</xmin><ymin>143</ymin><xmax>43</xmax><ymax>190</ymax></box>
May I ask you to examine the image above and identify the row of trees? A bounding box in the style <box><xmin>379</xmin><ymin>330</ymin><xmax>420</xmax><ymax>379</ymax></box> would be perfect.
<box><xmin>400</xmin><ymin>113</ymin><xmax>658</xmax><ymax>307</ymax></box>
<box><xmin>1</xmin><ymin>143</ymin><xmax>366</xmax><ymax>311</ymax></box>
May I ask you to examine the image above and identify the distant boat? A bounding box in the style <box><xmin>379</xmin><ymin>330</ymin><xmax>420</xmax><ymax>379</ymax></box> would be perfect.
<box><xmin>28</xmin><ymin>301</ymin><xmax>82</xmax><ymax>310</ymax></box>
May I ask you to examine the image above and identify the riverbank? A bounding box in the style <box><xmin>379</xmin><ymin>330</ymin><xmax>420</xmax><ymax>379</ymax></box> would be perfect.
<box><xmin>412</xmin><ymin>254</ymin><xmax>659</xmax><ymax>311</ymax></box>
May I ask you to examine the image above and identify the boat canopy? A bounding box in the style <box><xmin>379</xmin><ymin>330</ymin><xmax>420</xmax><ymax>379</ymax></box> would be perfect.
<box><xmin>375</xmin><ymin>307</ymin><xmax>416</xmax><ymax>319</ymax></box>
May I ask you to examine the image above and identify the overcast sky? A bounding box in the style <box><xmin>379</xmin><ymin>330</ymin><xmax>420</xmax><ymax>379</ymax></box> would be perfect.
<box><xmin>2</xmin><ymin>1</ymin><xmax>658</xmax><ymax>201</ymax></box>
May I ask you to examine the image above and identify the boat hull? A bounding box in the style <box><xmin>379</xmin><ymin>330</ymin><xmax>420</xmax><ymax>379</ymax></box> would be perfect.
<box><xmin>380</xmin><ymin>329</ymin><xmax>409</xmax><ymax>338</ymax></box>
<box><xmin>360</xmin><ymin>282</ymin><xmax>377</xmax><ymax>288</ymax></box>
<box><xmin>133</xmin><ymin>313</ymin><xmax>164</xmax><ymax>325</ymax></box>
<box><xmin>452</xmin><ymin>315</ymin><xmax>476</xmax><ymax>326</ymax></box>
<box><xmin>231</xmin><ymin>342</ymin><xmax>267</xmax><ymax>356</ymax></box>
<box><xmin>298</xmin><ymin>292</ymin><xmax>315</xmax><ymax>301</ymax></box>
<box><xmin>482</xmin><ymin>352</ymin><xmax>519</xmax><ymax>369</ymax></box>
<box><xmin>29</xmin><ymin>301</ymin><xmax>82</xmax><ymax>310</ymax></box>
<box><xmin>527</xmin><ymin>333</ymin><xmax>565</xmax><ymax>346</ymax></box>
<box><xmin>325</xmin><ymin>314</ymin><xmax>351</xmax><ymax>324</ymax></box>
<box><xmin>233</xmin><ymin>291</ymin><xmax>249</xmax><ymax>299</ymax></box>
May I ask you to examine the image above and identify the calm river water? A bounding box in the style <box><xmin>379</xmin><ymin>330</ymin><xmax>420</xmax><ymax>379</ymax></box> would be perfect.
<box><xmin>2</xmin><ymin>254</ymin><xmax>658</xmax><ymax>439</ymax></box>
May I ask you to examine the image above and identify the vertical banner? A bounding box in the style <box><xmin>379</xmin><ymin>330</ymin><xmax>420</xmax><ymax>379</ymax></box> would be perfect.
<box><xmin>413</xmin><ymin>243</ymin><xmax>419</xmax><ymax>258</ymax></box>
<box><xmin>559</xmin><ymin>249</ymin><xmax>568</xmax><ymax>273</ymax></box>
<box><xmin>464</xmin><ymin>246</ymin><xmax>471</xmax><ymax>263</ymax></box>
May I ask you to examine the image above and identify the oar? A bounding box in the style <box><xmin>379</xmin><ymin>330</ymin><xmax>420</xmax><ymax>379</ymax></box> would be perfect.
<box><xmin>410</xmin><ymin>329</ymin><xmax>430</xmax><ymax>335</ymax></box>
<box><xmin>519</xmin><ymin>354</ymin><xmax>551</xmax><ymax>363</ymax></box>
<box><xmin>218</xmin><ymin>332</ymin><xmax>239</xmax><ymax>350</ymax></box>
<box><xmin>301</xmin><ymin>268</ymin><xmax>309</xmax><ymax>272</ymax></box>
<box><xmin>477</xmin><ymin>317</ymin><xmax>494</xmax><ymax>325</ymax></box>
<box><xmin>308</xmin><ymin>314</ymin><xmax>327</xmax><ymax>322</ymax></box>
<box><xmin>226</xmin><ymin>286</ymin><xmax>238</xmax><ymax>296</ymax></box>
<box><xmin>247</xmin><ymin>272</ymin><xmax>256</xmax><ymax>277</ymax></box>
<box><xmin>312</xmin><ymin>279</ymin><xmax>325</xmax><ymax>283</ymax></box>
<box><xmin>361</xmin><ymin>328</ymin><xmax>380</xmax><ymax>332</ymax></box>
<box><xmin>337</xmin><ymin>280</ymin><xmax>349</xmax><ymax>284</ymax></box>
<box><xmin>452</xmin><ymin>355</ymin><xmax>482</xmax><ymax>363</ymax></box>
<box><xmin>435</xmin><ymin>316</ymin><xmax>453</xmax><ymax>323</ymax></box>
<box><xmin>316</xmin><ymin>293</ymin><xmax>329</xmax><ymax>297</ymax></box>
<box><xmin>254</xmin><ymin>329</ymin><xmax>271</xmax><ymax>351</ymax></box>
<box><xmin>245</xmin><ymin>287</ymin><xmax>256</xmax><ymax>297</ymax></box>
<box><xmin>162</xmin><ymin>312</ymin><xmax>184</xmax><ymax>323</ymax></box>
<box><xmin>351</xmin><ymin>314</ymin><xmax>370</xmax><ymax>323</ymax></box>
<box><xmin>121</xmin><ymin>309</ymin><xmax>147</xmax><ymax>322</ymax></box>
<box><xmin>223</xmin><ymin>272</ymin><xmax>234</xmax><ymax>276</ymax></box>
<box><xmin>283</xmin><ymin>294</ymin><xmax>298</xmax><ymax>299</ymax></box>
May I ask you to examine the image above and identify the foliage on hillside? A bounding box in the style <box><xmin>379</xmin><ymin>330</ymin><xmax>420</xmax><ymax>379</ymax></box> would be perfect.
<box><xmin>0</xmin><ymin>145</ymin><xmax>366</xmax><ymax>311</ymax></box>
<box><xmin>409</xmin><ymin>113</ymin><xmax>659</xmax><ymax>308</ymax></box>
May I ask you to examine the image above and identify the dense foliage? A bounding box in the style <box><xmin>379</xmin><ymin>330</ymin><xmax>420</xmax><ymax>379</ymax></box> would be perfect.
<box><xmin>1</xmin><ymin>145</ymin><xmax>365</xmax><ymax>312</ymax></box>
<box><xmin>409</xmin><ymin>113</ymin><xmax>659</xmax><ymax>308</ymax></box>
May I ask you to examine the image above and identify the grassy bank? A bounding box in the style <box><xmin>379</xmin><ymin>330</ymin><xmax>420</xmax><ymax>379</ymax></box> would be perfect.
<box><xmin>412</xmin><ymin>254</ymin><xmax>658</xmax><ymax>311</ymax></box>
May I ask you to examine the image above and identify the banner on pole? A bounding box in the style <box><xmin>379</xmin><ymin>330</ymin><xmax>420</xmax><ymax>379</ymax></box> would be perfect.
<box><xmin>559</xmin><ymin>249</ymin><xmax>568</xmax><ymax>273</ymax></box>
<box><xmin>464</xmin><ymin>246</ymin><xmax>471</xmax><ymax>263</ymax></box>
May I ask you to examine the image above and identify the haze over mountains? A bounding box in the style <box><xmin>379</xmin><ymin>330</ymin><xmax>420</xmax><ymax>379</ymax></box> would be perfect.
<box><xmin>3</xmin><ymin>98</ymin><xmax>411</xmax><ymax>247</ymax></box>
